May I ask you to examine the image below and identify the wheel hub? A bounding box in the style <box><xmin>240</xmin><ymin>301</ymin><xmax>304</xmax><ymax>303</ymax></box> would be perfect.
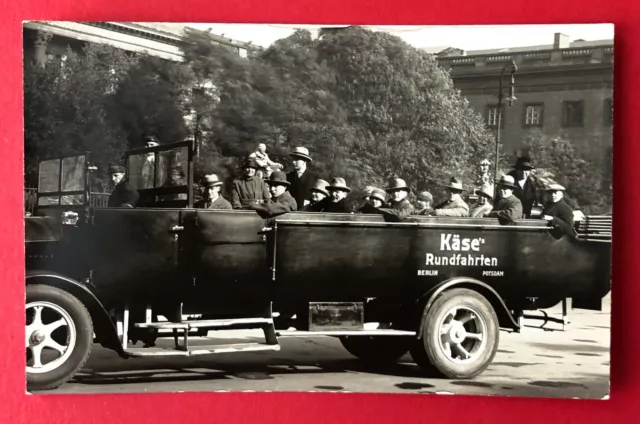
<box><xmin>449</xmin><ymin>323</ymin><xmax>466</xmax><ymax>344</ymax></box>
<box><xmin>30</xmin><ymin>330</ymin><xmax>45</xmax><ymax>346</ymax></box>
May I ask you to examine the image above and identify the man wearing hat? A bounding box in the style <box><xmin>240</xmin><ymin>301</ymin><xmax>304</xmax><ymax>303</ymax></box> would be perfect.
<box><xmin>231</xmin><ymin>158</ymin><xmax>271</xmax><ymax>209</ymax></box>
<box><xmin>301</xmin><ymin>179</ymin><xmax>330</xmax><ymax>212</ymax></box>
<box><xmin>195</xmin><ymin>174</ymin><xmax>232</xmax><ymax>210</ymax></box>
<box><xmin>470</xmin><ymin>183</ymin><xmax>494</xmax><ymax>218</ymax></box>
<box><xmin>316</xmin><ymin>177</ymin><xmax>353</xmax><ymax>213</ymax></box>
<box><xmin>541</xmin><ymin>183</ymin><xmax>575</xmax><ymax>237</ymax></box>
<box><xmin>431</xmin><ymin>177</ymin><xmax>470</xmax><ymax>217</ymax></box>
<box><xmin>140</xmin><ymin>133</ymin><xmax>162</xmax><ymax>189</ymax></box>
<box><xmin>357</xmin><ymin>187</ymin><xmax>387</xmax><ymax>214</ymax></box>
<box><xmin>160</xmin><ymin>164</ymin><xmax>188</xmax><ymax>201</ymax></box>
<box><xmin>485</xmin><ymin>175</ymin><xmax>523</xmax><ymax>225</ymax></box>
<box><xmin>507</xmin><ymin>156</ymin><xmax>540</xmax><ymax>219</ymax></box>
<box><xmin>107</xmin><ymin>164</ymin><xmax>139</xmax><ymax>208</ymax></box>
<box><xmin>250</xmin><ymin>171</ymin><xmax>297</xmax><ymax>218</ymax></box>
<box><xmin>413</xmin><ymin>191</ymin><xmax>433</xmax><ymax>216</ymax></box>
<box><xmin>286</xmin><ymin>147</ymin><xmax>318</xmax><ymax>209</ymax></box>
<box><xmin>378</xmin><ymin>178</ymin><xmax>414</xmax><ymax>221</ymax></box>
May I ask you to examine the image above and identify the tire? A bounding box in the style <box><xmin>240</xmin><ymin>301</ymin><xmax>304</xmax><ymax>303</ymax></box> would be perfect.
<box><xmin>26</xmin><ymin>284</ymin><xmax>93</xmax><ymax>391</ymax></box>
<box><xmin>410</xmin><ymin>288</ymin><xmax>499</xmax><ymax>379</ymax></box>
<box><xmin>340</xmin><ymin>336</ymin><xmax>412</xmax><ymax>365</ymax></box>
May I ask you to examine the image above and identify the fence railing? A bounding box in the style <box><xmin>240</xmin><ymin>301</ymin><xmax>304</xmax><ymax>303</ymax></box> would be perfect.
<box><xmin>24</xmin><ymin>188</ymin><xmax>110</xmax><ymax>215</ymax></box>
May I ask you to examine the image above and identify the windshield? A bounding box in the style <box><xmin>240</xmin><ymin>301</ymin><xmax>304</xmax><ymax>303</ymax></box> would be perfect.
<box><xmin>37</xmin><ymin>155</ymin><xmax>86</xmax><ymax>206</ymax></box>
<box><xmin>127</xmin><ymin>146</ymin><xmax>189</xmax><ymax>191</ymax></box>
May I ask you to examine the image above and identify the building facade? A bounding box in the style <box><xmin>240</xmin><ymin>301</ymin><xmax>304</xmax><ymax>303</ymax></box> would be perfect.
<box><xmin>434</xmin><ymin>34</ymin><xmax>613</xmax><ymax>161</ymax></box>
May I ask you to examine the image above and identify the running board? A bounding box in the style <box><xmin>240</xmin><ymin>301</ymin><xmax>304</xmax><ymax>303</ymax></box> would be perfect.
<box><xmin>134</xmin><ymin>317</ymin><xmax>273</xmax><ymax>330</ymax></box>
<box><xmin>125</xmin><ymin>342</ymin><xmax>281</xmax><ymax>357</ymax></box>
<box><xmin>277</xmin><ymin>329</ymin><xmax>417</xmax><ymax>336</ymax></box>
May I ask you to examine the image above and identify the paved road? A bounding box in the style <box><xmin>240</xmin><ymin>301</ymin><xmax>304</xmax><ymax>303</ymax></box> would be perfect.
<box><xmin>45</xmin><ymin>296</ymin><xmax>610</xmax><ymax>399</ymax></box>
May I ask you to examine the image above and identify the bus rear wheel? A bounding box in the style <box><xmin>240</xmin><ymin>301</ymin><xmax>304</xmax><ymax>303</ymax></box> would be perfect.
<box><xmin>411</xmin><ymin>288</ymin><xmax>499</xmax><ymax>379</ymax></box>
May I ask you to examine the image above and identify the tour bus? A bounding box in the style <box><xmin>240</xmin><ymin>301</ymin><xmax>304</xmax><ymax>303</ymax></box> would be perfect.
<box><xmin>25</xmin><ymin>141</ymin><xmax>612</xmax><ymax>391</ymax></box>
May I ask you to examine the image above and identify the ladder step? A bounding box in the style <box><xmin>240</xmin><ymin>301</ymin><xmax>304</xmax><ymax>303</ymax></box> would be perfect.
<box><xmin>134</xmin><ymin>318</ymin><xmax>273</xmax><ymax>330</ymax></box>
<box><xmin>125</xmin><ymin>342</ymin><xmax>281</xmax><ymax>357</ymax></box>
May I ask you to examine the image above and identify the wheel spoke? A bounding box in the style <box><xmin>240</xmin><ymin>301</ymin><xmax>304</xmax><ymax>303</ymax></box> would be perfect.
<box><xmin>44</xmin><ymin>318</ymin><xmax>67</xmax><ymax>334</ymax></box>
<box><xmin>454</xmin><ymin>343</ymin><xmax>471</xmax><ymax>360</ymax></box>
<box><xmin>31</xmin><ymin>306</ymin><xmax>43</xmax><ymax>328</ymax></box>
<box><xmin>440</xmin><ymin>323</ymin><xmax>452</xmax><ymax>335</ymax></box>
<box><xmin>466</xmin><ymin>332</ymin><xmax>483</xmax><ymax>341</ymax></box>
<box><xmin>459</xmin><ymin>313</ymin><xmax>476</xmax><ymax>325</ymax></box>
<box><xmin>30</xmin><ymin>345</ymin><xmax>44</xmax><ymax>368</ymax></box>
<box><xmin>443</xmin><ymin>341</ymin><xmax>452</xmax><ymax>358</ymax></box>
<box><xmin>44</xmin><ymin>338</ymin><xmax>67</xmax><ymax>354</ymax></box>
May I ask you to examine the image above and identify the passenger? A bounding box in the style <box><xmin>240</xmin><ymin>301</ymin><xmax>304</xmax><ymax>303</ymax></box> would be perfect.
<box><xmin>413</xmin><ymin>191</ymin><xmax>433</xmax><ymax>215</ymax></box>
<box><xmin>357</xmin><ymin>187</ymin><xmax>387</xmax><ymax>214</ymax></box>
<box><xmin>231</xmin><ymin>158</ymin><xmax>271</xmax><ymax>209</ymax></box>
<box><xmin>141</xmin><ymin>134</ymin><xmax>160</xmax><ymax>189</ymax></box>
<box><xmin>286</xmin><ymin>147</ymin><xmax>318</xmax><ymax>209</ymax></box>
<box><xmin>301</xmin><ymin>179</ymin><xmax>330</xmax><ymax>212</ymax></box>
<box><xmin>541</xmin><ymin>183</ymin><xmax>576</xmax><ymax>237</ymax></box>
<box><xmin>249</xmin><ymin>143</ymin><xmax>282</xmax><ymax>179</ymax></box>
<box><xmin>379</xmin><ymin>178</ymin><xmax>414</xmax><ymax>221</ymax></box>
<box><xmin>250</xmin><ymin>171</ymin><xmax>297</xmax><ymax>218</ymax></box>
<box><xmin>507</xmin><ymin>156</ymin><xmax>539</xmax><ymax>219</ymax></box>
<box><xmin>194</xmin><ymin>174</ymin><xmax>232</xmax><ymax>210</ymax></box>
<box><xmin>431</xmin><ymin>177</ymin><xmax>470</xmax><ymax>217</ymax></box>
<box><xmin>107</xmin><ymin>165</ymin><xmax>139</xmax><ymax>208</ymax></box>
<box><xmin>470</xmin><ymin>183</ymin><xmax>494</xmax><ymax>218</ymax></box>
<box><xmin>317</xmin><ymin>177</ymin><xmax>354</xmax><ymax>213</ymax></box>
<box><xmin>160</xmin><ymin>164</ymin><xmax>188</xmax><ymax>201</ymax></box>
<box><xmin>484</xmin><ymin>175</ymin><xmax>523</xmax><ymax>225</ymax></box>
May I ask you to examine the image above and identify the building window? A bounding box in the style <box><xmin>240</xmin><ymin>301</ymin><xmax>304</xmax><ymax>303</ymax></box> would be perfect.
<box><xmin>486</xmin><ymin>105</ymin><xmax>505</xmax><ymax>128</ymax></box>
<box><xmin>523</xmin><ymin>103</ymin><xmax>544</xmax><ymax>127</ymax></box>
<box><xmin>561</xmin><ymin>100</ymin><xmax>585</xmax><ymax>127</ymax></box>
<box><xmin>603</xmin><ymin>98</ymin><xmax>613</xmax><ymax>126</ymax></box>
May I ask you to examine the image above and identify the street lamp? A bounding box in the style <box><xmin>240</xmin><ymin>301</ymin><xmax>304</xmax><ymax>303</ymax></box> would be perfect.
<box><xmin>494</xmin><ymin>60</ymin><xmax>518</xmax><ymax>198</ymax></box>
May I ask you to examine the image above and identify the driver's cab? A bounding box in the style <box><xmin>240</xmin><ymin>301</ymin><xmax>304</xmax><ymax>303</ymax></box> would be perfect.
<box><xmin>125</xmin><ymin>140</ymin><xmax>194</xmax><ymax>209</ymax></box>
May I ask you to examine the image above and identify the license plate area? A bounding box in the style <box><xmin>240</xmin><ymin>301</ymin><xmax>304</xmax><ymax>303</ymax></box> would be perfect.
<box><xmin>307</xmin><ymin>302</ymin><xmax>364</xmax><ymax>331</ymax></box>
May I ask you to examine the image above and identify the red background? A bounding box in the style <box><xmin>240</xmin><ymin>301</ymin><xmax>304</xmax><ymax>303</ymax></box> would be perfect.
<box><xmin>0</xmin><ymin>1</ymin><xmax>633</xmax><ymax>423</ymax></box>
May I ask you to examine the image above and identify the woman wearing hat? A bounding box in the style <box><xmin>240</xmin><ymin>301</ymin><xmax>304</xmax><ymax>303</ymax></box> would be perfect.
<box><xmin>507</xmin><ymin>156</ymin><xmax>540</xmax><ymax>219</ymax></box>
<box><xmin>316</xmin><ymin>177</ymin><xmax>353</xmax><ymax>213</ymax></box>
<box><xmin>431</xmin><ymin>177</ymin><xmax>470</xmax><ymax>217</ymax></box>
<box><xmin>470</xmin><ymin>183</ymin><xmax>494</xmax><ymax>218</ymax></box>
<box><xmin>413</xmin><ymin>191</ymin><xmax>434</xmax><ymax>216</ymax></box>
<box><xmin>286</xmin><ymin>147</ymin><xmax>318</xmax><ymax>209</ymax></box>
<box><xmin>107</xmin><ymin>164</ymin><xmax>139</xmax><ymax>208</ymax></box>
<box><xmin>541</xmin><ymin>183</ymin><xmax>576</xmax><ymax>237</ymax></box>
<box><xmin>195</xmin><ymin>174</ymin><xmax>232</xmax><ymax>210</ymax></box>
<box><xmin>378</xmin><ymin>178</ymin><xmax>415</xmax><ymax>221</ymax></box>
<box><xmin>301</xmin><ymin>179</ymin><xmax>330</xmax><ymax>212</ymax></box>
<box><xmin>231</xmin><ymin>158</ymin><xmax>271</xmax><ymax>209</ymax></box>
<box><xmin>250</xmin><ymin>171</ymin><xmax>297</xmax><ymax>218</ymax></box>
<box><xmin>485</xmin><ymin>175</ymin><xmax>523</xmax><ymax>225</ymax></box>
<box><xmin>357</xmin><ymin>187</ymin><xmax>387</xmax><ymax>214</ymax></box>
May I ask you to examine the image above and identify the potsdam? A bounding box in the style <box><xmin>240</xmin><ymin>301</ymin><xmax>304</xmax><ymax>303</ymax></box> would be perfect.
<box><xmin>425</xmin><ymin>253</ymin><xmax>499</xmax><ymax>267</ymax></box>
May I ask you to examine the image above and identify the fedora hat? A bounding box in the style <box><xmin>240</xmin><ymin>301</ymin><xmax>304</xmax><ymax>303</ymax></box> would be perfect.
<box><xmin>513</xmin><ymin>156</ymin><xmax>535</xmax><ymax>170</ymax></box>
<box><xmin>108</xmin><ymin>164</ymin><xmax>126</xmax><ymax>174</ymax></box>
<box><xmin>327</xmin><ymin>177</ymin><xmax>351</xmax><ymax>193</ymax></box>
<box><xmin>310</xmin><ymin>179</ymin><xmax>330</xmax><ymax>196</ymax></box>
<box><xmin>443</xmin><ymin>177</ymin><xmax>464</xmax><ymax>191</ymax></box>
<box><xmin>203</xmin><ymin>174</ymin><xmax>223</xmax><ymax>187</ymax></box>
<box><xmin>369</xmin><ymin>188</ymin><xmax>387</xmax><ymax>203</ymax></box>
<box><xmin>416</xmin><ymin>191</ymin><xmax>433</xmax><ymax>203</ymax></box>
<box><xmin>545</xmin><ymin>183</ymin><xmax>566</xmax><ymax>192</ymax></box>
<box><xmin>290</xmin><ymin>146</ymin><xmax>313</xmax><ymax>162</ymax></box>
<box><xmin>243</xmin><ymin>157</ymin><xmax>260</xmax><ymax>169</ymax></box>
<box><xmin>496</xmin><ymin>174</ymin><xmax>518</xmax><ymax>189</ymax></box>
<box><xmin>386</xmin><ymin>178</ymin><xmax>411</xmax><ymax>193</ymax></box>
<box><xmin>265</xmin><ymin>171</ymin><xmax>290</xmax><ymax>187</ymax></box>
<box><xmin>475</xmin><ymin>183</ymin><xmax>494</xmax><ymax>199</ymax></box>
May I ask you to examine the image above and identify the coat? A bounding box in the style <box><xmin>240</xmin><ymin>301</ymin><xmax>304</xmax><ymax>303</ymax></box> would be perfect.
<box><xmin>379</xmin><ymin>198</ymin><xmax>415</xmax><ymax>221</ymax></box>
<box><xmin>287</xmin><ymin>169</ymin><xmax>317</xmax><ymax>210</ymax></box>
<box><xmin>108</xmin><ymin>180</ymin><xmax>139</xmax><ymax>208</ymax></box>
<box><xmin>252</xmin><ymin>191</ymin><xmax>297</xmax><ymax>218</ymax></box>
<box><xmin>542</xmin><ymin>199</ymin><xmax>576</xmax><ymax>237</ymax></box>
<box><xmin>507</xmin><ymin>171</ymin><xmax>539</xmax><ymax>218</ymax></box>
<box><xmin>432</xmin><ymin>197</ymin><xmax>470</xmax><ymax>217</ymax></box>
<box><xmin>194</xmin><ymin>195</ymin><xmax>232</xmax><ymax>210</ymax></box>
<box><xmin>357</xmin><ymin>202</ymin><xmax>385</xmax><ymax>214</ymax></box>
<box><xmin>317</xmin><ymin>197</ymin><xmax>353</xmax><ymax>213</ymax></box>
<box><xmin>470</xmin><ymin>202</ymin><xmax>493</xmax><ymax>218</ymax></box>
<box><xmin>231</xmin><ymin>176</ymin><xmax>271</xmax><ymax>209</ymax></box>
<box><xmin>486</xmin><ymin>195</ymin><xmax>523</xmax><ymax>225</ymax></box>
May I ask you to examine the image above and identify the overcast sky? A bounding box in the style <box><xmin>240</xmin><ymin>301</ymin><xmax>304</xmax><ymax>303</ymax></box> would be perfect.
<box><xmin>183</xmin><ymin>23</ymin><xmax>614</xmax><ymax>50</ymax></box>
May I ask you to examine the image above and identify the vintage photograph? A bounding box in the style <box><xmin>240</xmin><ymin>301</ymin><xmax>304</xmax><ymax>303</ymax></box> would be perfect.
<box><xmin>23</xmin><ymin>21</ymin><xmax>613</xmax><ymax>398</ymax></box>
